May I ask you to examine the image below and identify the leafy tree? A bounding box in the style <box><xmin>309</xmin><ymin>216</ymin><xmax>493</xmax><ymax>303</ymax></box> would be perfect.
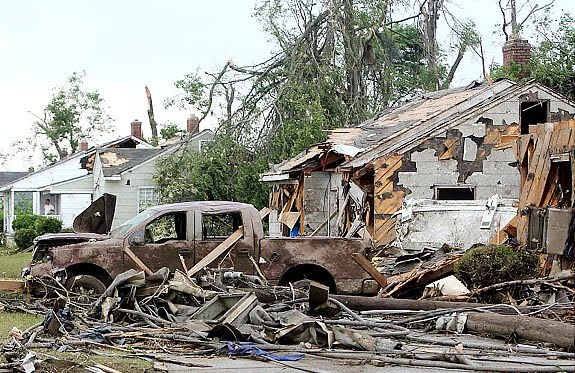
<box><xmin>26</xmin><ymin>71</ymin><xmax>112</xmax><ymax>163</ymax></box>
<box><xmin>157</xmin><ymin>0</ymin><xmax>479</xmax><ymax>206</ymax></box>
<box><xmin>491</xmin><ymin>13</ymin><xmax>575</xmax><ymax>101</ymax></box>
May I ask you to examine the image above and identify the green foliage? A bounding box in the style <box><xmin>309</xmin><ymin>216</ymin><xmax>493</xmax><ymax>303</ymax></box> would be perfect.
<box><xmin>455</xmin><ymin>245</ymin><xmax>539</xmax><ymax>290</ymax></box>
<box><xmin>14</xmin><ymin>228</ymin><xmax>37</xmax><ymax>250</ymax></box>
<box><xmin>159</xmin><ymin>1</ymin><xmax>459</xmax><ymax>207</ymax></box>
<box><xmin>34</xmin><ymin>217</ymin><xmax>63</xmax><ymax>235</ymax></box>
<box><xmin>12</xmin><ymin>215</ymin><xmax>62</xmax><ymax>249</ymax></box>
<box><xmin>154</xmin><ymin>136</ymin><xmax>268</xmax><ymax>208</ymax></box>
<box><xmin>14</xmin><ymin>193</ymin><xmax>33</xmax><ymax>215</ymax></box>
<box><xmin>490</xmin><ymin>14</ymin><xmax>575</xmax><ymax>101</ymax></box>
<box><xmin>159</xmin><ymin>122</ymin><xmax>181</xmax><ymax>141</ymax></box>
<box><xmin>24</xmin><ymin>71</ymin><xmax>113</xmax><ymax>163</ymax></box>
<box><xmin>530</xmin><ymin>14</ymin><xmax>575</xmax><ymax>101</ymax></box>
<box><xmin>12</xmin><ymin>214</ymin><xmax>40</xmax><ymax>231</ymax></box>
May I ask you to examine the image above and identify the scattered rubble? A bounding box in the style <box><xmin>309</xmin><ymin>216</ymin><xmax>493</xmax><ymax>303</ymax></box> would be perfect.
<box><xmin>2</xmin><ymin>263</ymin><xmax>574</xmax><ymax>372</ymax></box>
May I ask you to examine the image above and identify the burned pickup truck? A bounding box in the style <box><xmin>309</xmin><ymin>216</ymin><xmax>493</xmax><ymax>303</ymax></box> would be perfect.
<box><xmin>25</xmin><ymin>195</ymin><xmax>379</xmax><ymax>296</ymax></box>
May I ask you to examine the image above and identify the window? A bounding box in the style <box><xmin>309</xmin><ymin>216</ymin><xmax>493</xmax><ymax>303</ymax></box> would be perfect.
<box><xmin>144</xmin><ymin>212</ymin><xmax>187</xmax><ymax>243</ymax></box>
<box><xmin>138</xmin><ymin>187</ymin><xmax>159</xmax><ymax>212</ymax></box>
<box><xmin>435</xmin><ymin>186</ymin><xmax>475</xmax><ymax>200</ymax></box>
<box><xmin>520</xmin><ymin>100</ymin><xmax>549</xmax><ymax>134</ymax></box>
<box><xmin>202</xmin><ymin>212</ymin><xmax>242</xmax><ymax>239</ymax></box>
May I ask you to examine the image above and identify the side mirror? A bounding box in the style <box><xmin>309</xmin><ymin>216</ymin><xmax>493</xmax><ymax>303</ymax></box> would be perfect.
<box><xmin>130</xmin><ymin>230</ymin><xmax>145</xmax><ymax>245</ymax></box>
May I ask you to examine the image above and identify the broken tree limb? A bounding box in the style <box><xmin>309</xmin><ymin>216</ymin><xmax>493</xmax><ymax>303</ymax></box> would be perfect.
<box><xmin>331</xmin><ymin>295</ymin><xmax>536</xmax><ymax>314</ymax></box>
<box><xmin>468</xmin><ymin>270</ymin><xmax>575</xmax><ymax>296</ymax></box>
<box><xmin>351</xmin><ymin>253</ymin><xmax>388</xmax><ymax>288</ymax></box>
<box><xmin>187</xmin><ymin>227</ymin><xmax>244</xmax><ymax>277</ymax></box>
<box><xmin>123</xmin><ymin>247</ymin><xmax>153</xmax><ymax>276</ymax></box>
<box><xmin>465</xmin><ymin>312</ymin><xmax>575</xmax><ymax>350</ymax></box>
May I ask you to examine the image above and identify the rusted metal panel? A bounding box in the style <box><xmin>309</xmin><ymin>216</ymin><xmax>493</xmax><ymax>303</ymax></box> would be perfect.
<box><xmin>73</xmin><ymin>193</ymin><xmax>117</xmax><ymax>234</ymax></box>
<box><xmin>259</xmin><ymin>236</ymin><xmax>374</xmax><ymax>294</ymax></box>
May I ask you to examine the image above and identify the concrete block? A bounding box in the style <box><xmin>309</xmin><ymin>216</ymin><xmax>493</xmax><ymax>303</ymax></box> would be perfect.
<box><xmin>484</xmin><ymin>148</ymin><xmax>516</xmax><ymax>162</ymax></box>
<box><xmin>410</xmin><ymin>149</ymin><xmax>438</xmax><ymax>162</ymax></box>
<box><xmin>457</xmin><ymin>121</ymin><xmax>486</xmax><ymax>137</ymax></box>
<box><xmin>463</xmin><ymin>138</ymin><xmax>478</xmax><ymax>161</ymax></box>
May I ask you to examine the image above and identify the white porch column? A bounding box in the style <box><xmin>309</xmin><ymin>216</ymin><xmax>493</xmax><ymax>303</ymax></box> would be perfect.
<box><xmin>8</xmin><ymin>190</ymin><xmax>15</xmax><ymax>234</ymax></box>
<box><xmin>32</xmin><ymin>191</ymin><xmax>41</xmax><ymax>216</ymax></box>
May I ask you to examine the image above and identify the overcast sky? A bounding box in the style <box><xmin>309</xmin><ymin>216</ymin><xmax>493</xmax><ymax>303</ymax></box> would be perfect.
<box><xmin>1</xmin><ymin>0</ymin><xmax>572</xmax><ymax>170</ymax></box>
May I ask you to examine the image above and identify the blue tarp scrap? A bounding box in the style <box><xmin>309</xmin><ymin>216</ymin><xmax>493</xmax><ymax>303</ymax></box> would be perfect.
<box><xmin>224</xmin><ymin>342</ymin><xmax>305</xmax><ymax>361</ymax></box>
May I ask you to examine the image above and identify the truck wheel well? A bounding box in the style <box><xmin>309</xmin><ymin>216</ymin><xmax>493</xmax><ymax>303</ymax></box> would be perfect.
<box><xmin>279</xmin><ymin>264</ymin><xmax>337</xmax><ymax>294</ymax></box>
<box><xmin>65</xmin><ymin>264</ymin><xmax>112</xmax><ymax>287</ymax></box>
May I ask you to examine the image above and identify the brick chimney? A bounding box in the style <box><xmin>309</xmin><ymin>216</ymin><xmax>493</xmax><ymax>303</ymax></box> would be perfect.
<box><xmin>131</xmin><ymin>119</ymin><xmax>143</xmax><ymax>140</ymax></box>
<box><xmin>502</xmin><ymin>37</ymin><xmax>531</xmax><ymax>78</ymax></box>
<box><xmin>79</xmin><ymin>138</ymin><xmax>89</xmax><ymax>151</ymax></box>
<box><xmin>186</xmin><ymin>114</ymin><xmax>200</xmax><ymax>135</ymax></box>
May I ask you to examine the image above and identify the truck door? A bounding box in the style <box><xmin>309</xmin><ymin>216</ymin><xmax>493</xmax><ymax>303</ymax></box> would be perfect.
<box><xmin>193</xmin><ymin>210</ymin><xmax>253</xmax><ymax>273</ymax></box>
<box><xmin>125</xmin><ymin>211</ymin><xmax>194</xmax><ymax>273</ymax></box>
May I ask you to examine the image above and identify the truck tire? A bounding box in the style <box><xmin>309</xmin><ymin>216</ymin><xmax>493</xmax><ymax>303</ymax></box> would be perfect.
<box><xmin>65</xmin><ymin>274</ymin><xmax>106</xmax><ymax>304</ymax></box>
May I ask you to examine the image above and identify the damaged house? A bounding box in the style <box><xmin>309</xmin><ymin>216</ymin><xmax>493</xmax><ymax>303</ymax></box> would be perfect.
<box><xmin>1</xmin><ymin>117</ymin><xmax>213</xmax><ymax>235</ymax></box>
<box><xmin>260</xmin><ymin>80</ymin><xmax>575</xmax><ymax>251</ymax></box>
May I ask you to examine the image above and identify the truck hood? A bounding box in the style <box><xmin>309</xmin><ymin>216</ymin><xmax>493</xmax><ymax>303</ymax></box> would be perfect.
<box><xmin>73</xmin><ymin>193</ymin><xmax>117</xmax><ymax>234</ymax></box>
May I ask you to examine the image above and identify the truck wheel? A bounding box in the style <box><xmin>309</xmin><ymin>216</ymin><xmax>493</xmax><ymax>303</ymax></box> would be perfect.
<box><xmin>65</xmin><ymin>275</ymin><xmax>106</xmax><ymax>304</ymax></box>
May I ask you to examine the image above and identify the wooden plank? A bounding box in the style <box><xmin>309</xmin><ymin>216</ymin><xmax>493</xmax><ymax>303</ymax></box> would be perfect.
<box><xmin>187</xmin><ymin>227</ymin><xmax>244</xmax><ymax>277</ymax></box>
<box><xmin>259</xmin><ymin>207</ymin><xmax>271</xmax><ymax>220</ymax></box>
<box><xmin>352</xmin><ymin>253</ymin><xmax>388</xmax><ymax>288</ymax></box>
<box><xmin>0</xmin><ymin>279</ymin><xmax>25</xmax><ymax>292</ymax></box>
<box><xmin>123</xmin><ymin>247</ymin><xmax>153</xmax><ymax>276</ymax></box>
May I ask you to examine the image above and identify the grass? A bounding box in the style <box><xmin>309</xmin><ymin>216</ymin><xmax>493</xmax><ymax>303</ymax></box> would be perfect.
<box><xmin>0</xmin><ymin>246</ymin><xmax>32</xmax><ymax>279</ymax></box>
<box><xmin>0</xmin><ymin>247</ymin><xmax>152</xmax><ymax>370</ymax></box>
<box><xmin>0</xmin><ymin>309</ymin><xmax>42</xmax><ymax>340</ymax></box>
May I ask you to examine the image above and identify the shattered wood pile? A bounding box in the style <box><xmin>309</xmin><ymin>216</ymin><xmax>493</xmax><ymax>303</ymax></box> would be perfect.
<box><xmin>1</xmin><ymin>265</ymin><xmax>574</xmax><ymax>372</ymax></box>
<box><xmin>494</xmin><ymin>119</ymin><xmax>575</xmax><ymax>275</ymax></box>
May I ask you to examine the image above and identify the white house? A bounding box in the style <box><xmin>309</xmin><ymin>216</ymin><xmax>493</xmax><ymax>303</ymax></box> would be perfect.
<box><xmin>1</xmin><ymin>117</ymin><xmax>214</xmax><ymax>235</ymax></box>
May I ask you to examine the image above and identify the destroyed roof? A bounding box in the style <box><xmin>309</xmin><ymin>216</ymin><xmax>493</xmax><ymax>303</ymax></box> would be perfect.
<box><xmin>262</xmin><ymin>79</ymin><xmax>574</xmax><ymax>178</ymax></box>
<box><xmin>98</xmin><ymin>148</ymin><xmax>165</xmax><ymax>177</ymax></box>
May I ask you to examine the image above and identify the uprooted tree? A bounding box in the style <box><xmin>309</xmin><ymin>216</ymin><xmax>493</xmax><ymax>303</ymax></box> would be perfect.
<box><xmin>156</xmin><ymin>0</ymin><xmax>481</xmax><ymax>206</ymax></box>
<box><xmin>23</xmin><ymin>71</ymin><xmax>113</xmax><ymax>163</ymax></box>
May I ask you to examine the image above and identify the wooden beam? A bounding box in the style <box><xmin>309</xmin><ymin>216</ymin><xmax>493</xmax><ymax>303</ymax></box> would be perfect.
<box><xmin>0</xmin><ymin>279</ymin><xmax>25</xmax><ymax>292</ymax></box>
<box><xmin>123</xmin><ymin>247</ymin><xmax>153</xmax><ymax>276</ymax></box>
<box><xmin>259</xmin><ymin>207</ymin><xmax>271</xmax><ymax>220</ymax></box>
<box><xmin>352</xmin><ymin>252</ymin><xmax>388</xmax><ymax>288</ymax></box>
<box><xmin>187</xmin><ymin>227</ymin><xmax>244</xmax><ymax>277</ymax></box>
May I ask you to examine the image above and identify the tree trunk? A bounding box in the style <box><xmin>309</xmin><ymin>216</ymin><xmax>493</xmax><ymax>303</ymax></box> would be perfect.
<box><xmin>145</xmin><ymin>85</ymin><xmax>158</xmax><ymax>143</ymax></box>
<box><xmin>420</xmin><ymin>0</ymin><xmax>443</xmax><ymax>90</ymax></box>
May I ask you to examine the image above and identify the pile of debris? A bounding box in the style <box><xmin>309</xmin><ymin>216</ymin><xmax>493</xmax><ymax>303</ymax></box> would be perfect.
<box><xmin>1</xmin><ymin>265</ymin><xmax>574</xmax><ymax>372</ymax></box>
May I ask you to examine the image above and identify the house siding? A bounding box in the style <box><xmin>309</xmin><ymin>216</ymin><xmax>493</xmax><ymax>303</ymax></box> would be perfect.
<box><xmin>106</xmin><ymin>159</ymin><xmax>160</xmax><ymax>229</ymax></box>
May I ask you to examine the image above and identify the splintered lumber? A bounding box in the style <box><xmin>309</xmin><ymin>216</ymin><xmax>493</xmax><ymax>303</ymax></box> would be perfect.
<box><xmin>259</xmin><ymin>207</ymin><xmax>271</xmax><ymax>219</ymax></box>
<box><xmin>187</xmin><ymin>227</ymin><xmax>244</xmax><ymax>277</ymax></box>
<box><xmin>123</xmin><ymin>247</ymin><xmax>153</xmax><ymax>275</ymax></box>
<box><xmin>0</xmin><ymin>279</ymin><xmax>25</xmax><ymax>292</ymax></box>
<box><xmin>465</xmin><ymin>313</ymin><xmax>575</xmax><ymax>350</ymax></box>
<box><xmin>351</xmin><ymin>253</ymin><xmax>388</xmax><ymax>287</ymax></box>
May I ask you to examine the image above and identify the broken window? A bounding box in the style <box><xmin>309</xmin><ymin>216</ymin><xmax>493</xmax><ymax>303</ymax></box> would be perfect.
<box><xmin>138</xmin><ymin>187</ymin><xmax>159</xmax><ymax>212</ymax></box>
<box><xmin>435</xmin><ymin>186</ymin><xmax>475</xmax><ymax>200</ymax></box>
<box><xmin>145</xmin><ymin>212</ymin><xmax>187</xmax><ymax>243</ymax></box>
<box><xmin>520</xmin><ymin>100</ymin><xmax>549</xmax><ymax>134</ymax></box>
<box><xmin>202</xmin><ymin>212</ymin><xmax>242</xmax><ymax>239</ymax></box>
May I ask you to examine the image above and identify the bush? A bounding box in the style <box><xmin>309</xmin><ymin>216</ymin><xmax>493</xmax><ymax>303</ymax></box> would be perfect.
<box><xmin>455</xmin><ymin>245</ymin><xmax>539</xmax><ymax>290</ymax></box>
<box><xmin>14</xmin><ymin>228</ymin><xmax>38</xmax><ymax>250</ymax></box>
<box><xmin>12</xmin><ymin>214</ymin><xmax>41</xmax><ymax>231</ymax></box>
<box><xmin>35</xmin><ymin>216</ymin><xmax>63</xmax><ymax>235</ymax></box>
